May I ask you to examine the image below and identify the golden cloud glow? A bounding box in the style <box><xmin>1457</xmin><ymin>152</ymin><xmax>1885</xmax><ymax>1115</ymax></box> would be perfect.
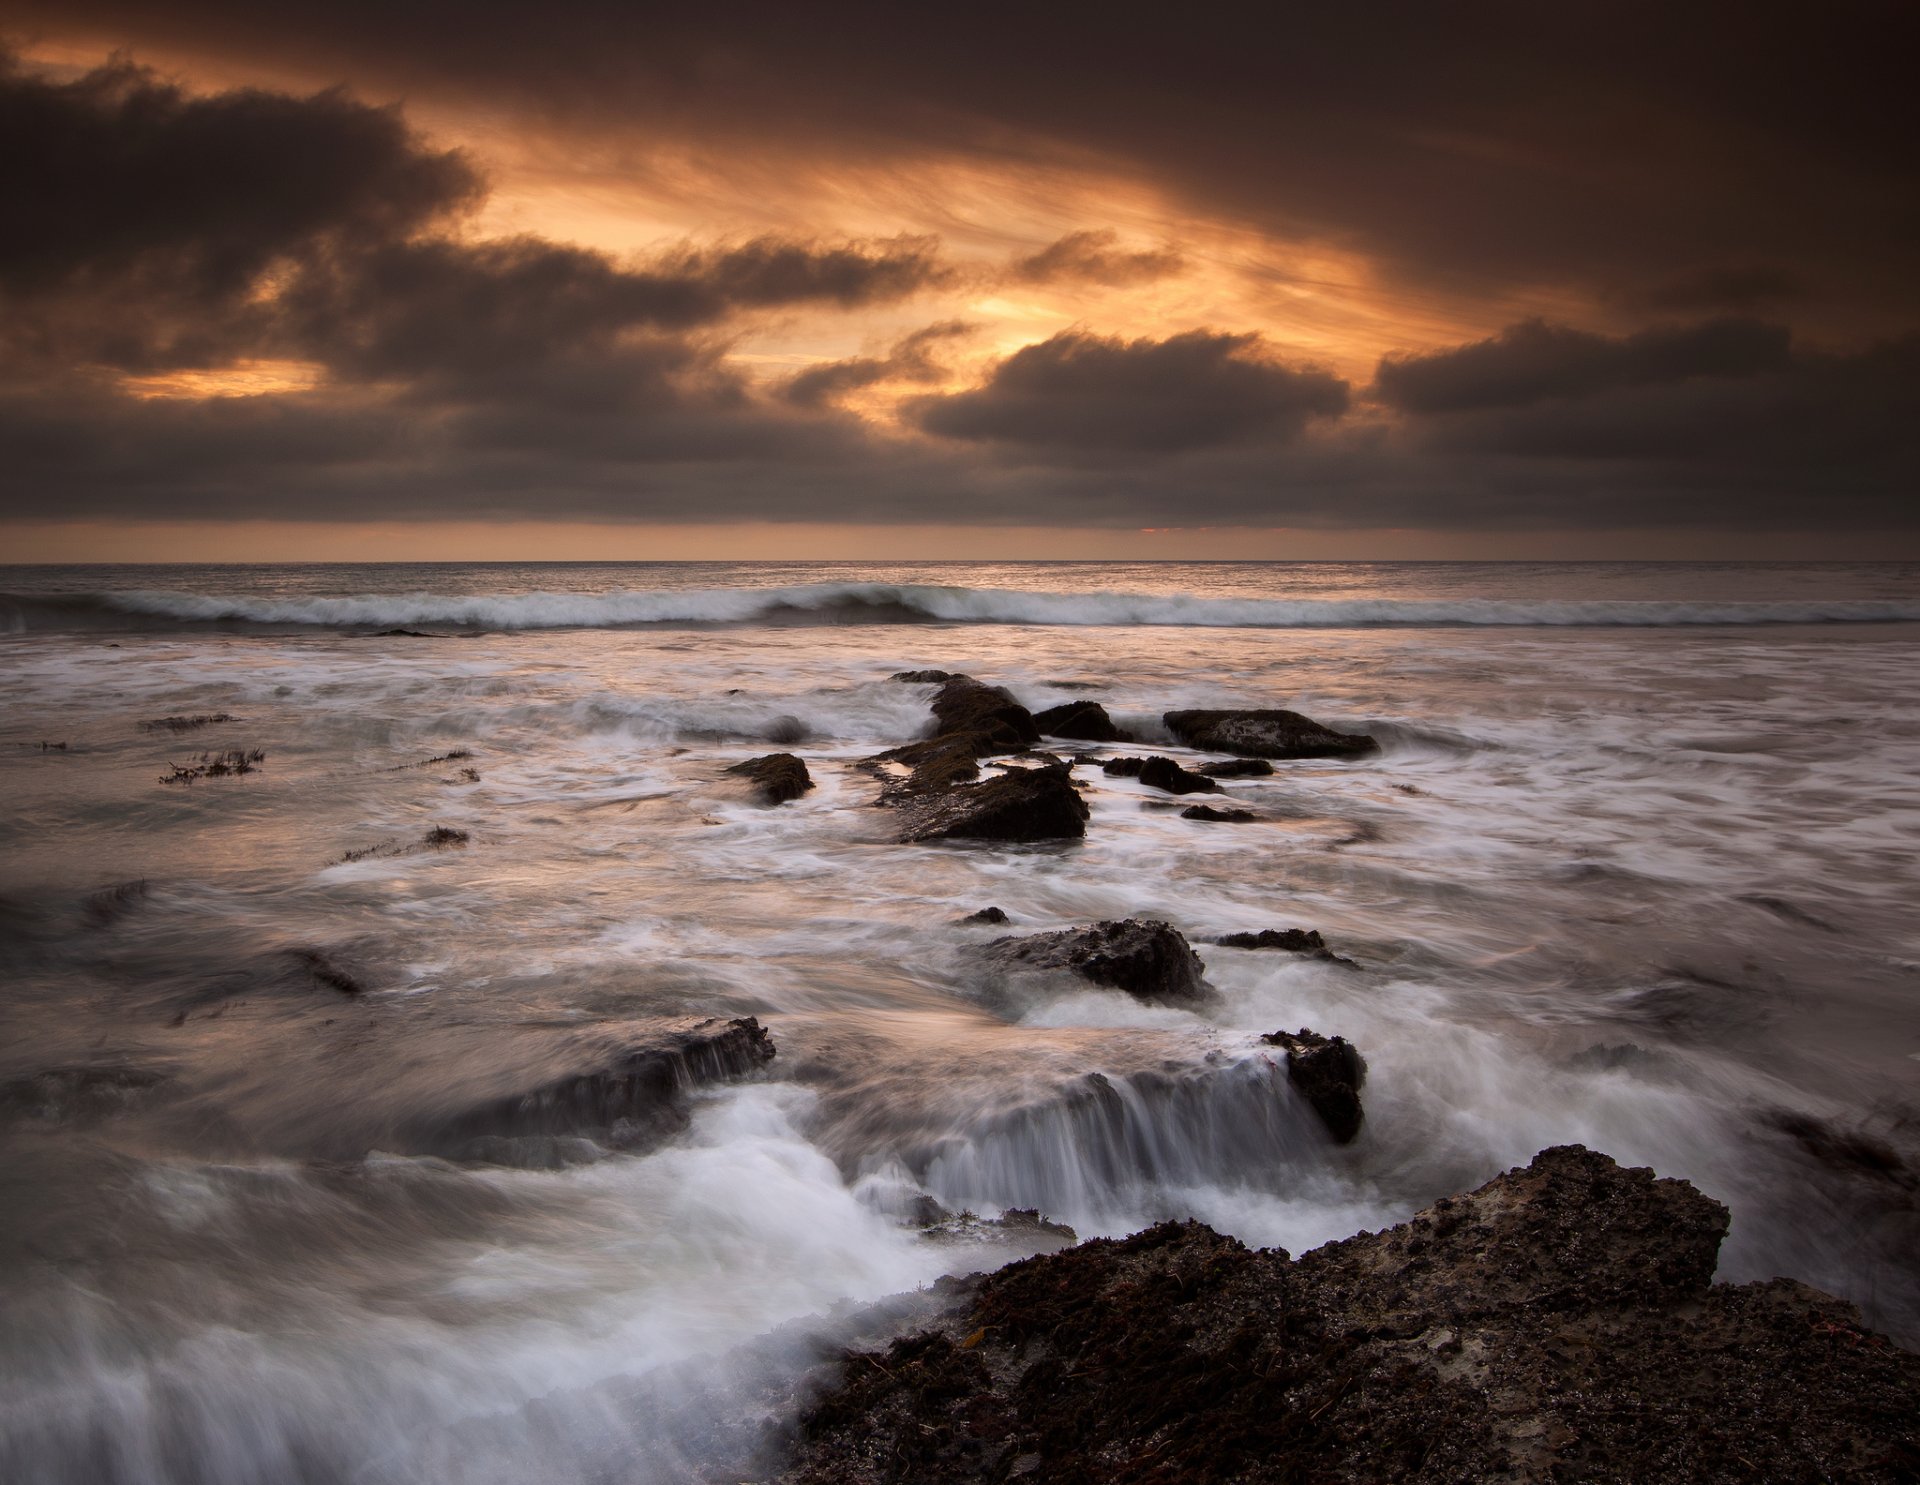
<box><xmin>119</xmin><ymin>360</ymin><xmax>328</xmax><ymax>400</ymax></box>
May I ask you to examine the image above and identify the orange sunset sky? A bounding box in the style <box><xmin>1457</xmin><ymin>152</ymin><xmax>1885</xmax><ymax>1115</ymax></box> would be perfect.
<box><xmin>2</xmin><ymin>2</ymin><xmax>1915</xmax><ymax>559</ymax></box>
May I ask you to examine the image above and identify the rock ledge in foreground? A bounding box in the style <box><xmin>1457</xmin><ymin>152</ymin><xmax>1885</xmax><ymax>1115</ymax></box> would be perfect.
<box><xmin>781</xmin><ymin>1145</ymin><xmax>1920</xmax><ymax>1484</ymax></box>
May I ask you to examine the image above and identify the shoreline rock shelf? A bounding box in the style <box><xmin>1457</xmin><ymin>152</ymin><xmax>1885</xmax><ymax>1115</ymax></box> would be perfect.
<box><xmin>1165</xmin><ymin>707</ymin><xmax>1379</xmax><ymax>760</ymax></box>
<box><xmin>779</xmin><ymin>1146</ymin><xmax>1920</xmax><ymax>1484</ymax></box>
<box><xmin>983</xmin><ymin>918</ymin><xmax>1210</xmax><ymax>1003</ymax></box>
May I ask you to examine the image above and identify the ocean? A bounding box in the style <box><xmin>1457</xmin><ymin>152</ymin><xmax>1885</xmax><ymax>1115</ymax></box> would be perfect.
<box><xmin>2</xmin><ymin>559</ymin><xmax>1916</xmax><ymax>1482</ymax></box>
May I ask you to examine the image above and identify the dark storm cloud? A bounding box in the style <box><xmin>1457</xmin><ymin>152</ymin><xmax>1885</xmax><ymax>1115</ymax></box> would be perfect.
<box><xmin>1373</xmin><ymin>319</ymin><xmax>1795</xmax><ymax>414</ymax></box>
<box><xmin>1010</xmin><ymin>231</ymin><xmax>1184</xmax><ymax>288</ymax></box>
<box><xmin>1393</xmin><ymin>327</ymin><xmax>1920</xmax><ymax>473</ymax></box>
<box><xmin>18</xmin><ymin>1</ymin><xmax>1920</xmax><ymax>331</ymax></box>
<box><xmin>0</xmin><ymin>51</ymin><xmax>953</xmax><ymax>377</ymax></box>
<box><xmin>1617</xmin><ymin>265</ymin><xmax>1809</xmax><ymax>316</ymax></box>
<box><xmin>907</xmin><ymin>330</ymin><xmax>1349</xmax><ymax>454</ymax></box>
<box><xmin>780</xmin><ymin>321</ymin><xmax>973</xmax><ymax>408</ymax></box>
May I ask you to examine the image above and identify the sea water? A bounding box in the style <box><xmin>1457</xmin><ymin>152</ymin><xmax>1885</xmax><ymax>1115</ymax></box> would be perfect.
<box><xmin>1</xmin><ymin>560</ymin><xmax>1915</xmax><ymax>1482</ymax></box>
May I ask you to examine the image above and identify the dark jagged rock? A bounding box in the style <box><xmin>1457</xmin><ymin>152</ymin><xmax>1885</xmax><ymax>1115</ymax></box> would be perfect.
<box><xmin>928</xmin><ymin>677</ymin><xmax>1040</xmax><ymax>752</ymax></box>
<box><xmin>1214</xmin><ymin>927</ymin><xmax>1360</xmax><ymax>968</ymax></box>
<box><xmin>1031</xmin><ymin>700</ymin><xmax>1132</xmax><ymax>743</ymax></box>
<box><xmin>726</xmin><ymin>752</ymin><xmax>815</xmax><ymax>804</ymax></box>
<box><xmin>371</xmin><ymin>628</ymin><xmax>437</xmax><ymax>637</ymax></box>
<box><xmin>1262</xmin><ymin>1027</ymin><xmax>1367</xmax><ymax>1142</ymax></box>
<box><xmin>782</xmin><ymin>1146</ymin><xmax>1920</xmax><ymax>1485</ymax></box>
<box><xmin>891</xmin><ymin>669</ymin><xmax>956</xmax><ymax>683</ymax></box>
<box><xmin>985</xmin><ymin>918</ymin><xmax>1208</xmax><ymax>1002</ymax></box>
<box><xmin>898</xmin><ymin>763</ymin><xmax>1088</xmax><ymax>843</ymax></box>
<box><xmin>959</xmin><ymin>906</ymin><xmax>1009</xmax><ymax>925</ymax></box>
<box><xmin>1198</xmin><ymin>757</ymin><xmax>1275</xmax><ymax>778</ymax></box>
<box><xmin>1181</xmin><ymin>803</ymin><xmax>1254</xmax><ymax>822</ymax></box>
<box><xmin>1101</xmin><ymin>754</ymin><xmax>1217</xmax><ymax>793</ymax></box>
<box><xmin>1137</xmin><ymin>756</ymin><xmax>1218</xmax><ymax>794</ymax></box>
<box><xmin>1165</xmin><ymin>707</ymin><xmax>1378</xmax><ymax>759</ymax></box>
<box><xmin>869</xmin><ymin>674</ymin><xmax>1083</xmax><ymax>842</ymax></box>
<box><xmin>430</xmin><ymin>1016</ymin><xmax>775</xmax><ymax>1156</ymax></box>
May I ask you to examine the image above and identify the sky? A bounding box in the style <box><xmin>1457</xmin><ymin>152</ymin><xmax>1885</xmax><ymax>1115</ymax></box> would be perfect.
<box><xmin>1</xmin><ymin>0</ymin><xmax>1916</xmax><ymax>560</ymax></box>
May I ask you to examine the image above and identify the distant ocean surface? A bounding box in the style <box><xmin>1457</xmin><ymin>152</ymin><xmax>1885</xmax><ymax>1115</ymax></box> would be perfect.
<box><xmin>2</xmin><ymin>560</ymin><xmax>1917</xmax><ymax>1483</ymax></box>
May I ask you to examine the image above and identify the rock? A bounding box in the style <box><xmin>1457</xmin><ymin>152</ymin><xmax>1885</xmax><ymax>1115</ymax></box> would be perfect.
<box><xmin>431</xmin><ymin>1016</ymin><xmax>776</xmax><ymax>1155</ymax></box>
<box><xmin>371</xmin><ymin>628</ymin><xmax>437</xmax><ymax>637</ymax></box>
<box><xmin>898</xmin><ymin>763</ymin><xmax>1088</xmax><ymax>843</ymax></box>
<box><xmin>960</xmin><ymin>906</ymin><xmax>1009</xmax><ymax>925</ymax></box>
<box><xmin>1262</xmin><ymin>1027</ymin><xmax>1366</xmax><ymax>1142</ymax></box>
<box><xmin>1101</xmin><ymin>754</ymin><xmax>1218</xmax><ymax>793</ymax></box>
<box><xmin>1181</xmin><ymin>804</ymin><xmax>1254</xmax><ymax>822</ymax></box>
<box><xmin>1030</xmin><ymin>700</ymin><xmax>1131</xmax><ymax>743</ymax></box>
<box><xmin>891</xmin><ymin>669</ymin><xmax>956</xmax><ymax>683</ymax></box>
<box><xmin>1198</xmin><ymin>757</ymin><xmax>1275</xmax><ymax>778</ymax></box>
<box><xmin>782</xmin><ymin>1146</ymin><xmax>1920</xmax><ymax>1485</ymax></box>
<box><xmin>1138</xmin><ymin>756</ymin><xmax>1219</xmax><ymax>794</ymax></box>
<box><xmin>726</xmin><ymin>752</ymin><xmax>815</xmax><ymax>804</ymax></box>
<box><xmin>1213</xmin><ymin>927</ymin><xmax>1359</xmax><ymax>968</ymax></box>
<box><xmin>1218</xmin><ymin>927</ymin><xmax>1325</xmax><ymax>951</ymax></box>
<box><xmin>929</xmin><ymin>677</ymin><xmax>1040</xmax><ymax>752</ymax></box>
<box><xmin>1164</xmin><ymin>707</ymin><xmax>1378</xmax><ymax>759</ymax></box>
<box><xmin>985</xmin><ymin>919</ymin><xmax>1208</xmax><ymax>1002</ymax></box>
<box><xmin>763</xmin><ymin>714</ymin><xmax>811</xmax><ymax>745</ymax></box>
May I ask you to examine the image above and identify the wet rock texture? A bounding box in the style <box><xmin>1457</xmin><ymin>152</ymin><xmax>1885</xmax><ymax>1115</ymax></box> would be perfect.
<box><xmin>1218</xmin><ymin>927</ymin><xmax>1362</xmax><ymax>968</ymax></box>
<box><xmin>871</xmin><ymin>676</ymin><xmax>1088</xmax><ymax>842</ymax></box>
<box><xmin>985</xmin><ymin>919</ymin><xmax>1209</xmax><ymax>1003</ymax></box>
<box><xmin>1263</xmin><ymin>1027</ymin><xmax>1367</xmax><ymax>1143</ymax></box>
<box><xmin>1165</xmin><ymin>707</ymin><xmax>1379</xmax><ymax>760</ymax></box>
<box><xmin>1182</xmin><ymin>803</ymin><xmax>1254</xmax><ymax>822</ymax></box>
<box><xmin>779</xmin><ymin>1146</ymin><xmax>1920</xmax><ymax>1484</ymax></box>
<box><xmin>1031</xmin><ymin>700</ymin><xmax>1132</xmax><ymax>743</ymax></box>
<box><xmin>726</xmin><ymin>752</ymin><xmax>815</xmax><ymax>804</ymax></box>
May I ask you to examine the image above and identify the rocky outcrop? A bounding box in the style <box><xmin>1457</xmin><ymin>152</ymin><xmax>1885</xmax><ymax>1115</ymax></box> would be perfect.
<box><xmin>1031</xmin><ymin>700</ymin><xmax>1131</xmax><ymax>743</ymax></box>
<box><xmin>897</xmin><ymin>763</ymin><xmax>1089</xmax><ymax>843</ymax></box>
<box><xmin>1181</xmin><ymin>803</ymin><xmax>1254</xmax><ymax>822</ymax></box>
<box><xmin>1262</xmin><ymin>1027</ymin><xmax>1366</xmax><ymax>1142</ymax></box>
<box><xmin>984</xmin><ymin>919</ymin><xmax>1208</xmax><ymax>1002</ymax></box>
<box><xmin>1164</xmin><ymin>707</ymin><xmax>1378</xmax><ymax>760</ymax></box>
<box><xmin>891</xmin><ymin>669</ymin><xmax>957</xmax><ymax>683</ymax></box>
<box><xmin>725</xmin><ymin>752</ymin><xmax>815</xmax><ymax>804</ymax></box>
<box><xmin>781</xmin><ymin>1146</ymin><xmax>1920</xmax><ymax>1485</ymax></box>
<box><xmin>869</xmin><ymin>675</ymin><xmax>1086</xmax><ymax>843</ymax></box>
<box><xmin>1100</xmin><ymin>755</ymin><xmax>1218</xmax><ymax>793</ymax></box>
<box><xmin>959</xmin><ymin>906</ymin><xmax>1009</xmax><ymax>925</ymax></box>
<box><xmin>426</xmin><ymin>1016</ymin><xmax>775</xmax><ymax>1157</ymax></box>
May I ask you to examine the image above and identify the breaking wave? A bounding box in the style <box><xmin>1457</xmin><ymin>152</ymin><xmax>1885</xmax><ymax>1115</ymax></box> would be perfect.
<box><xmin>6</xmin><ymin>582</ymin><xmax>1920</xmax><ymax>633</ymax></box>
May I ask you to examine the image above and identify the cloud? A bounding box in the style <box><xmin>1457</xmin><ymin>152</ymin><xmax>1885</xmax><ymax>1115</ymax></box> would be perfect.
<box><xmin>20</xmin><ymin>2</ymin><xmax>1919</xmax><ymax>335</ymax></box>
<box><xmin>0</xmin><ymin>51</ymin><xmax>954</xmax><ymax>383</ymax></box>
<box><xmin>1010</xmin><ymin>230</ymin><xmax>1184</xmax><ymax>287</ymax></box>
<box><xmin>1373</xmin><ymin>318</ymin><xmax>1795</xmax><ymax>413</ymax></box>
<box><xmin>908</xmin><ymin>329</ymin><xmax>1349</xmax><ymax>453</ymax></box>
<box><xmin>1617</xmin><ymin>265</ymin><xmax>1809</xmax><ymax>315</ymax></box>
<box><xmin>781</xmin><ymin>321</ymin><xmax>973</xmax><ymax>407</ymax></box>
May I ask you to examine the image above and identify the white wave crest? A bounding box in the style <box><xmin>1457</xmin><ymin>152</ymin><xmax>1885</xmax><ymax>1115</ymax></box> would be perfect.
<box><xmin>81</xmin><ymin>582</ymin><xmax>1920</xmax><ymax>630</ymax></box>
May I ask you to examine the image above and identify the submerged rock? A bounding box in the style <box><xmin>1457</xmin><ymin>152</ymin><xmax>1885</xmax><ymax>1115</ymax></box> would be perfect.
<box><xmin>890</xmin><ymin>668</ymin><xmax>956</xmax><ymax>683</ymax></box>
<box><xmin>782</xmin><ymin>1146</ymin><xmax>1920</xmax><ymax>1485</ymax></box>
<box><xmin>898</xmin><ymin>762</ymin><xmax>1088</xmax><ymax>843</ymax></box>
<box><xmin>725</xmin><ymin>752</ymin><xmax>815</xmax><ymax>804</ymax></box>
<box><xmin>959</xmin><ymin>906</ymin><xmax>1009</xmax><ymax>925</ymax></box>
<box><xmin>1198</xmin><ymin>757</ymin><xmax>1275</xmax><ymax>778</ymax></box>
<box><xmin>985</xmin><ymin>918</ymin><xmax>1208</xmax><ymax>1002</ymax></box>
<box><xmin>1262</xmin><ymin>1027</ymin><xmax>1367</xmax><ymax>1142</ymax></box>
<box><xmin>1181</xmin><ymin>803</ymin><xmax>1254</xmax><ymax>822</ymax></box>
<box><xmin>429</xmin><ymin>1016</ymin><xmax>775</xmax><ymax>1157</ymax></box>
<box><xmin>1164</xmin><ymin>707</ymin><xmax>1378</xmax><ymax>759</ymax></box>
<box><xmin>1030</xmin><ymin>700</ymin><xmax>1131</xmax><ymax>743</ymax></box>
